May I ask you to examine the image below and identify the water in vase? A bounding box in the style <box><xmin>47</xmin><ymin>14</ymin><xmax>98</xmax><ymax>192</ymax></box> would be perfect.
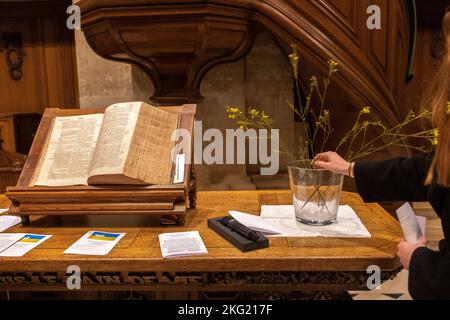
<box><xmin>288</xmin><ymin>160</ymin><xmax>344</xmax><ymax>226</ymax></box>
<box><xmin>292</xmin><ymin>185</ymin><xmax>342</xmax><ymax>225</ymax></box>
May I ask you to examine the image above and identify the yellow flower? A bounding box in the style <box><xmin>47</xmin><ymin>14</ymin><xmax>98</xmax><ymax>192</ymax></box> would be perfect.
<box><xmin>432</xmin><ymin>129</ymin><xmax>439</xmax><ymax>145</ymax></box>
<box><xmin>310</xmin><ymin>76</ymin><xmax>318</xmax><ymax>88</ymax></box>
<box><xmin>361</xmin><ymin>107</ymin><xmax>371</xmax><ymax>114</ymax></box>
<box><xmin>433</xmin><ymin>129</ymin><xmax>439</xmax><ymax>138</ymax></box>
<box><xmin>228</xmin><ymin>114</ymin><xmax>236</xmax><ymax>120</ymax></box>
<box><xmin>261</xmin><ymin>112</ymin><xmax>269</xmax><ymax>120</ymax></box>
<box><xmin>226</xmin><ymin>106</ymin><xmax>240</xmax><ymax>113</ymax></box>
<box><xmin>406</xmin><ymin>110</ymin><xmax>416</xmax><ymax>120</ymax></box>
<box><xmin>248</xmin><ymin>109</ymin><xmax>259</xmax><ymax>119</ymax></box>
<box><xmin>447</xmin><ymin>101</ymin><xmax>450</xmax><ymax>115</ymax></box>
<box><xmin>328</xmin><ymin>60</ymin><xmax>338</xmax><ymax>74</ymax></box>
<box><xmin>289</xmin><ymin>45</ymin><xmax>300</xmax><ymax>80</ymax></box>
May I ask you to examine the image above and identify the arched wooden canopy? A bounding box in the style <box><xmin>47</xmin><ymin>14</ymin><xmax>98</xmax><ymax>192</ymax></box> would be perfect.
<box><xmin>78</xmin><ymin>0</ymin><xmax>414</xmax><ymax>138</ymax></box>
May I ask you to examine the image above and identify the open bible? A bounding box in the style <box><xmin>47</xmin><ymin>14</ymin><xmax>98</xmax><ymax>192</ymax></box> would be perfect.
<box><xmin>31</xmin><ymin>102</ymin><xmax>181</xmax><ymax>186</ymax></box>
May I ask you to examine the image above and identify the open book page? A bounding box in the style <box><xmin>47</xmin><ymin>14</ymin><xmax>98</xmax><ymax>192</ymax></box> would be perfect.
<box><xmin>87</xmin><ymin>102</ymin><xmax>141</xmax><ymax>181</ymax></box>
<box><xmin>32</xmin><ymin>114</ymin><xmax>104</xmax><ymax>186</ymax></box>
<box><xmin>123</xmin><ymin>103</ymin><xmax>180</xmax><ymax>185</ymax></box>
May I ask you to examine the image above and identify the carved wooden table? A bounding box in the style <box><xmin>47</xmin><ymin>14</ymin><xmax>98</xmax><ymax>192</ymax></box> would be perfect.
<box><xmin>0</xmin><ymin>190</ymin><xmax>402</xmax><ymax>300</ymax></box>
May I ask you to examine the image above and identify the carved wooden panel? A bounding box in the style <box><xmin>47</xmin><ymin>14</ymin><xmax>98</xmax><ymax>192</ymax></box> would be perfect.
<box><xmin>81</xmin><ymin>4</ymin><xmax>254</xmax><ymax>105</ymax></box>
<box><xmin>366</xmin><ymin>0</ymin><xmax>394</xmax><ymax>91</ymax></box>
<box><xmin>0</xmin><ymin>1</ymin><xmax>79</xmax><ymax>115</ymax></box>
<box><xmin>312</xmin><ymin>0</ymin><xmax>361</xmax><ymax>46</ymax></box>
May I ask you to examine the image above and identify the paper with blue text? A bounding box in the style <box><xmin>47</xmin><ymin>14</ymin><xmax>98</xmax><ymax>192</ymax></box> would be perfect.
<box><xmin>64</xmin><ymin>231</ymin><xmax>125</xmax><ymax>255</ymax></box>
<box><xmin>0</xmin><ymin>234</ymin><xmax>52</xmax><ymax>257</ymax></box>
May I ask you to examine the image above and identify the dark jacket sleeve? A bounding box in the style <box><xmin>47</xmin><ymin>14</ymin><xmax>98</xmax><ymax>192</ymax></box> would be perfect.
<box><xmin>354</xmin><ymin>154</ymin><xmax>431</xmax><ymax>202</ymax></box>
<box><xmin>409</xmin><ymin>246</ymin><xmax>450</xmax><ymax>299</ymax></box>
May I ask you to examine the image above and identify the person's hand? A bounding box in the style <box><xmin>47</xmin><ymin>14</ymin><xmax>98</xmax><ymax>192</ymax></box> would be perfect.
<box><xmin>312</xmin><ymin>152</ymin><xmax>351</xmax><ymax>175</ymax></box>
<box><xmin>397</xmin><ymin>237</ymin><xmax>427</xmax><ymax>270</ymax></box>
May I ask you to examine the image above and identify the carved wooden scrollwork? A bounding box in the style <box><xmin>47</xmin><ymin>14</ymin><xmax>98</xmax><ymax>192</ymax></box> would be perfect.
<box><xmin>189</xmin><ymin>165</ymin><xmax>197</xmax><ymax>209</ymax></box>
<box><xmin>1</xmin><ymin>33</ymin><xmax>25</xmax><ymax>81</ymax></box>
<box><xmin>0</xmin><ymin>269</ymin><xmax>402</xmax><ymax>290</ymax></box>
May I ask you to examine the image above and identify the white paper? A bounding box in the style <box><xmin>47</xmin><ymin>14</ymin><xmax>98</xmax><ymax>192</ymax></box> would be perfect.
<box><xmin>396</xmin><ymin>203</ymin><xmax>425</xmax><ymax>243</ymax></box>
<box><xmin>64</xmin><ymin>231</ymin><xmax>125</xmax><ymax>256</ymax></box>
<box><xmin>0</xmin><ymin>215</ymin><xmax>21</xmax><ymax>232</ymax></box>
<box><xmin>230</xmin><ymin>205</ymin><xmax>371</xmax><ymax>238</ymax></box>
<box><xmin>260</xmin><ymin>205</ymin><xmax>296</xmax><ymax>219</ymax></box>
<box><xmin>416</xmin><ymin>216</ymin><xmax>426</xmax><ymax>236</ymax></box>
<box><xmin>228</xmin><ymin>211</ymin><xmax>282</xmax><ymax>235</ymax></box>
<box><xmin>173</xmin><ymin>154</ymin><xmax>185</xmax><ymax>183</ymax></box>
<box><xmin>159</xmin><ymin>231</ymin><xmax>208</xmax><ymax>258</ymax></box>
<box><xmin>0</xmin><ymin>233</ymin><xmax>26</xmax><ymax>253</ymax></box>
<box><xmin>0</xmin><ymin>234</ymin><xmax>52</xmax><ymax>257</ymax></box>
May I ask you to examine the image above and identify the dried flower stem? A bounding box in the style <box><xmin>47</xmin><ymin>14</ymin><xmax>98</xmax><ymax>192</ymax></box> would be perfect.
<box><xmin>226</xmin><ymin>47</ymin><xmax>435</xmax><ymax>165</ymax></box>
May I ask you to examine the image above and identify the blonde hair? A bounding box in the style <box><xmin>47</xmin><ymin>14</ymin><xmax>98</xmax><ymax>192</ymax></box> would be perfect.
<box><xmin>425</xmin><ymin>11</ymin><xmax>450</xmax><ymax>186</ymax></box>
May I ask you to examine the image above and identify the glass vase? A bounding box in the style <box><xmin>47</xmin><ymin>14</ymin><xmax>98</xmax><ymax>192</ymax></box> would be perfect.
<box><xmin>288</xmin><ymin>160</ymin><xmax>344</xmax><ymax>226</ymax></box>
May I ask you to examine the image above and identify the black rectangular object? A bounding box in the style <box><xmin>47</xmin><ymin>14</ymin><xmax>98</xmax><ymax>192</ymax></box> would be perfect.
<box><xmin>208</xmin><ymin>216</ymin><xmax>269</xmax><ymax>252</ymax></box>
<box><xmin>13</xmin><ymin>113</ymin><xmax>42</xmax><ymax>155</ymax></box>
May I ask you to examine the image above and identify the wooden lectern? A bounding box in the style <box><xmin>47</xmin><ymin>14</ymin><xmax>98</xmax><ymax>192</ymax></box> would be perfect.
<box><xmin>5</xmin><ymin>105</ymin><xmax>197</xmax><ymax>226</ymax></box>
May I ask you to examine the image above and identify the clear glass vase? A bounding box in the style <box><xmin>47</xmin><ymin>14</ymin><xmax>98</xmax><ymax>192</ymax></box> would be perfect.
<box><xmin>288</xmin><ymin>160</ymin><xmax>344</xmax><ymax>226</ymax></box>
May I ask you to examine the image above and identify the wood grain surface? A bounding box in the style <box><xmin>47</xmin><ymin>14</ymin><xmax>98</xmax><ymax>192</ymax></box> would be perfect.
<box><xmin>0</xmin><ymin>190</ymin><xmax>402</xmax><ymax>273</ymax></box>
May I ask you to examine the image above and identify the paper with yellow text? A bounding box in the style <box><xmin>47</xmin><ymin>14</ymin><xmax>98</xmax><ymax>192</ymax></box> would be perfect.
<box><xmin>0</xmin><ymin>234</ymin><xmax>52</xmax><ymax>257</ymax></box>
<box><xmin>64</xmin><ymin>231</ymin><xmax>125</xmax><ymax>256</ymax></box>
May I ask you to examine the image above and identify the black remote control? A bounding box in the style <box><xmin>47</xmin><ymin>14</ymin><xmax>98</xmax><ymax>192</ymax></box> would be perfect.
<box><xmin>220</xmin><ymin>216</ymin><xmax>260</xmax><ymax>242</ymax></box>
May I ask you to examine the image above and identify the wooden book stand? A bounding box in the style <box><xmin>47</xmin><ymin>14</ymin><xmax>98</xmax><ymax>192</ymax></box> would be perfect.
<box><xmin>5</xmin><ymin>105</ymin><xmax>197</xmax><ymax>226</ymax></box>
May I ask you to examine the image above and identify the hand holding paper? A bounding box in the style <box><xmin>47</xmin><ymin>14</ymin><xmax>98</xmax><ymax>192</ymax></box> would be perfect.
<box><xmin>396</xmin><ymin>203</ymin><xmax>426</xmax><ymax>243</ymax></box>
